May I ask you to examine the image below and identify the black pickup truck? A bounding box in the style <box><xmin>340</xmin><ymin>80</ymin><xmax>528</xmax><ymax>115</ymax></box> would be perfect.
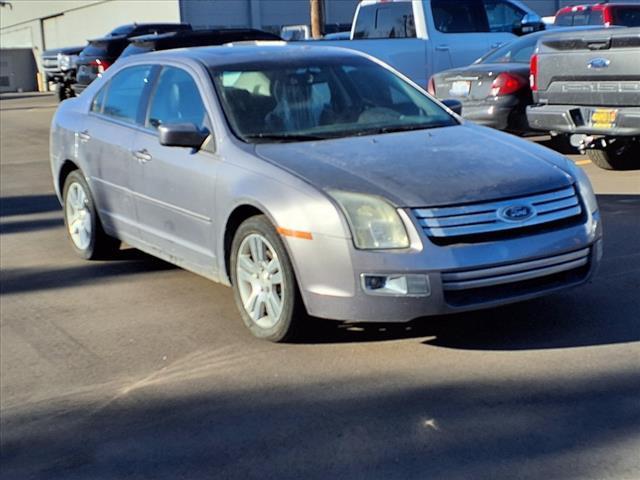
<box><xmin>527</xmin><ymin>27</ymin><xmax>640</xmax><ymax>170</ymax></box>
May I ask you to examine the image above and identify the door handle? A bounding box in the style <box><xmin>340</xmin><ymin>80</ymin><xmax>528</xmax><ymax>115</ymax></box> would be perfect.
<box><xmin>132</xmin><ymin>149</ymin><xmax>152</xmax><ymax>164</ymax></box>
<box><xmin>77</xmin><ymin>130</ymin><xmax>91</xmax><ymax>142</ymax></box>
<box><xmin>435</xmin><ymin>44</ymin><xmax>449</xmax><ymax>51</ymax></box>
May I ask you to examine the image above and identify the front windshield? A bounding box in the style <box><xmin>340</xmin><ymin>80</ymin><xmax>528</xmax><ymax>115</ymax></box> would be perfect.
<box><xmin>209</xmin><ymin>57</ymin><xmax>457</xmax><ymax>143</ymax></box>
<box><xmin>476</xmin><ymin>35</ymin><xmax>537</xmax><ymax>64</ymax></box>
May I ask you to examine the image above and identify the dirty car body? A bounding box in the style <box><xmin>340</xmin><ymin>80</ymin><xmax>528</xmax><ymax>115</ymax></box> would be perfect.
<box><xmin>50</xmin><ymin>45</ymin><xmax>602</xmax><ymax>338</ymax></box>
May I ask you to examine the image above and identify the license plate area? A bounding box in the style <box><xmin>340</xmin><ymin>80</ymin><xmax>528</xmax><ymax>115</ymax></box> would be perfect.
<box><xmin>591</xmin><ymin>109</ymin><xmax>617</xmax><ymax>129</ymax></box>
<box><xmin>449</xmin><ymin>80</ymin><xmax>471</xmax><ymax>97</ymax></box>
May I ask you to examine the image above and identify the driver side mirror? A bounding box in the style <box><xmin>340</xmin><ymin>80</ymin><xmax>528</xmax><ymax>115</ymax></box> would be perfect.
<box><xmin>442</xmin><ymin>99</ymin><xmax>463</xmax><ymax>116</ymax></box>
<box><xmin>519</xmin><ymin>13</ymin><xmax>545</xmax><ymax>35</ymax></box>
<box><xmin>158</xmin><ymin>123</ymin><xmax>209</xmax><ymax>149</ymax></box>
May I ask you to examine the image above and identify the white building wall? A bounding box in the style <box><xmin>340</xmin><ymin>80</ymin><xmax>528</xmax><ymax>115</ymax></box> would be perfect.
<box><xmin>1</xmin><ymin>0</ymin><xmax>181</xmax><ymax>52</ymax></box>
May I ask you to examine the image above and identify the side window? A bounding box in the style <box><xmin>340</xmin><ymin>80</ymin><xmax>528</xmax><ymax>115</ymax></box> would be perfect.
<box><xmin>353</xmin><ymin>3</ymin><xmax>415</xmax><ymax>39</ymax></box>
<box><xmin>589</xmin><ymin>10</ymin><xmax>604</xmax><ymax>25</ymax></box>
<box><xmin>555</xmin><ymin>12</ymin><xmax>573</xmax><ymax>26</ymax></box>
<box><xmin>483</xmin><ymin>0</ymin><xmax>525</xmax><ymax>32</ymax></box>
<box><xmin>432</xmin><ymin>0</ymin><xmax>489</xmax><ymax>33</ymax></box>
<box><xmin>572</xmin><ymin>9</ymin><xmax>590</xmax><ymax>26</ymax></box>
<box><xmin>90</xmin><ymin>83</ymin><xmax>108</xmax><ymax>113</ymax></box>
<box><xmin>102</xmin><ymin>65</ymin><xmax>153</xmax><ymax>124</ymax></box>
<box><xmin>147</xmin><ymin>67</ymin><xmax>208</xmax><ymax>131</ymax></box>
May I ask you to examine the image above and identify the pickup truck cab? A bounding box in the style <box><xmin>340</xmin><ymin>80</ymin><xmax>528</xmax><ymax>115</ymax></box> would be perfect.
<box><xmin>315</xmin><ymin>0</ymin><xmax>545</xmax><ymax>88</ymax></box>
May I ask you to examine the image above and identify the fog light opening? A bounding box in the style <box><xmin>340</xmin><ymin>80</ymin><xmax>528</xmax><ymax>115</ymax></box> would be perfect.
<box><xmin>361</xmin><ymin>274</ymin><xmax>430</xmax><ymax>297</ymax></box>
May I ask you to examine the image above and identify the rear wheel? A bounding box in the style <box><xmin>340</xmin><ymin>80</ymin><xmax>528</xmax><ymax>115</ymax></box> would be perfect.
<box><xmin>63</xmin><ymin>170</ymin><xmax>120</xmax><ymax>259</ymax></box>
<box><xmin>587</xmin><ymin>142</ymin><xmax>638</xmax><ymax>171</ymax></box>
<box><xmin>230</xmin><ymin>215</ymin><xmax>304</xmax><ymax>342</ymax></box>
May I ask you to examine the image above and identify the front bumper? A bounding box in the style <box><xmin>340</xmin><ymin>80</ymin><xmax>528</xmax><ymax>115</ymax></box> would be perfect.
<box><xmin>527</xmin><ymin>105</ymin><xmax>640</xmax><ymax>136</ymax></box>
<box><xmin>293</xmin><ymin>209</ymin><xmax>602</xmax><ymax>323</ymax></box>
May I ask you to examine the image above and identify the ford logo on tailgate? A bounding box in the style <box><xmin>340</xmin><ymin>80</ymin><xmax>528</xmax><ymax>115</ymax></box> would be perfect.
<box><xmin>498</xmin><ymin>205</ymin><xmax>536</xmax><ymax>222</ymax></box>
<box><xmin>588</xmin><ymin>58</ymin><xmax>610</xmax><ymax>69</ymax></box>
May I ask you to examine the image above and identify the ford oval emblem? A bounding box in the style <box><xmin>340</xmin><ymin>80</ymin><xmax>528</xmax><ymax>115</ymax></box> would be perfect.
<box><xmin>498</xmin><ymin>205</ymin><xmax>536</xmax><ymax>222</ymax></box>
<box><xmin>588</xmin><ymin>58</ymin><xmax>610</xmax><ymax>69</ymax></box>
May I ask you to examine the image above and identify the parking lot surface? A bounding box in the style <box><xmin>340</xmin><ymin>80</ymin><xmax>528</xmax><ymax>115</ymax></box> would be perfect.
<box><xmin>1</xmin><ymin>93</ymin><xmax>639</xmax><ymax>480</ymax></box>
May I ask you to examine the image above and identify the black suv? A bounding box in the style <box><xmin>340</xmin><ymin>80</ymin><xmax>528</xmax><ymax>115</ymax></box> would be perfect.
<box><xmin>119</xmin><ymin>28</ymin><xmax>281</xmax><ymax>59</ymax></box>
<box><xmin>73</xmin><ymin>23</ymin><xmax>191</xmax><ymax>94</ymax></box>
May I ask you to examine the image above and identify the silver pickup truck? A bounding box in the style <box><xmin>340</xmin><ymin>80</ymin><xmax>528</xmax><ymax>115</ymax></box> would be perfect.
<box><xmin>526</xmin><ymin>27</ymin><xmax>640</xmax><ymax>170</ymax></box>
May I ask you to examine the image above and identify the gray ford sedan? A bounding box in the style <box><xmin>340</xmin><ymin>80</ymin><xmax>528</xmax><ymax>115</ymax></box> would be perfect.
<box><xmin>50</xmin><ymin>44</ymin><xmax>602</xmax><ymax>342</ymax></box>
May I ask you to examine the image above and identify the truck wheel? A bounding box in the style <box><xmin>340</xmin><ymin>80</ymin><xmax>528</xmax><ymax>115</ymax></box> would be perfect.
<box><xmin>57</xmin><ymin>83</ymin><xmax>74</xmax><ymax>102</ymax></box>
<box><xmin>587</xmin><ymin>143</ymin><xmax>638</xmax><ymax>171</ymax></box>
<box><xmin>230</xmin><ymin>215</ymin><xmax>305</xmax><ymax>342</ymax></box>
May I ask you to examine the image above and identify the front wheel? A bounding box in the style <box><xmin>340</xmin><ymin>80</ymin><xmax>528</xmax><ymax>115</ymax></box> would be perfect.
<box><xmin>63</xmin><ymin>170</ymin><xmax>120</xmax><ymax>259</ymax></box>
<box><xmin>230</xmin><ymin>215</ymin><xmax>304</xmax><ymax>342</ymax></box>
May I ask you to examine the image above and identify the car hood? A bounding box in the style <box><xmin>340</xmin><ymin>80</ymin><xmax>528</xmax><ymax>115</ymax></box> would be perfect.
<box><xmin>254</xmin><ymin>124</ymin><xmax>574</xmax><ymax>207</ymax></box>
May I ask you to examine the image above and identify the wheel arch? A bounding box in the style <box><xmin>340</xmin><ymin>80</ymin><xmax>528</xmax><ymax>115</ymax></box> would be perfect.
<box><xmin>222</xmin><ymin>204</ymin><xmax>267</xmax><ymax>284</ymax></box>
<box><xmin>58</xmin><ymin>159</ymin><xmax>80</xmax><ymax>198</ymax></box>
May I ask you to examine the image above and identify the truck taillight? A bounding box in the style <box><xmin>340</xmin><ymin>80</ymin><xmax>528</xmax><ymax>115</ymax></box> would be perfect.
<box><xmin>529</xmin><ymin>53</ymin><xmax>538</xmax><ymax>92</ymax></box>
<box><xmin>602</xmin><ymin>6</ymin><xmax>613</xmax><ymax>26</ymax></box>
<box><xmin>427</xmin><ymin>76</ymin><xmax>436</xmax><ymax>96</ymax></box>
<box><xmin>89</xmin><ymin>59</ymin><xmax>112</xmax><ymax>74</ymax></box>
<box><xmin>490</xmin><ymin>72</ymin><xmax>525</xmax><ymax>96</ymax></box>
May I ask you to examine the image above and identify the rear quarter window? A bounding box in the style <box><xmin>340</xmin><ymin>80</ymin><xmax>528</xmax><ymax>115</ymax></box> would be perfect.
<box><xmin>353</xmin><ymin>3</ymin><xmax>416</xmax><ymax>39</ymax></box>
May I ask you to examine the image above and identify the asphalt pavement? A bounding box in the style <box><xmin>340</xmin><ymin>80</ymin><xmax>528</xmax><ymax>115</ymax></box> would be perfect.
<box><xmin>1</xmin><ymin>93</ymin><xmax>639</xmax><ymax>480</ymax></box>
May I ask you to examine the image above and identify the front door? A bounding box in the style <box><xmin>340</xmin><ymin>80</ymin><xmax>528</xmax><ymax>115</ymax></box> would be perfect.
<box><xmin>130</xmin><ymin>65</ymin><xmax>218</xmax><ymax>274</ymax></box>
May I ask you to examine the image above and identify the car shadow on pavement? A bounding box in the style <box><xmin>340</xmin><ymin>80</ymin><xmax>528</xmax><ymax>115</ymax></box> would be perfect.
<box><xmin>0</xmin><ymin>217</ymin><xmax>63</xmax><ymax>234</ymax></box>
<box><xmin>0</xmin><ymin>251</ymin><xmax>177</xmax><ymax>296</ymax></box>
<box><xmin>1</xmin><ymin>369</ymin><xmax>638</xmax><ymax>480</ymax></box>
<box><xmin>0</xmin><ymin>194</ymin><xmax>61</xmax><ymax>217</ymax></box>
<box><xmin>300</xmin><ymin>194</ymin><xmax>640</xmax><ymax>350</ymax></box>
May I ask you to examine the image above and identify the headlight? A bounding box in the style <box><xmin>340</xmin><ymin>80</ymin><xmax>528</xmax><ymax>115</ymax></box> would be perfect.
<box><xmin>569</xmin><ymin>162</ymin><xmax>598</xmax><ymax>213</ymax></box>
<box><xmin>329</xmin><ymin>191</ymin><xmax>409</xmax><ymax>249</ymax></box>
<box><xmin>58</xmin><ymin>54</ymin><xmax>72</xmax><ymax>71</ymax></box>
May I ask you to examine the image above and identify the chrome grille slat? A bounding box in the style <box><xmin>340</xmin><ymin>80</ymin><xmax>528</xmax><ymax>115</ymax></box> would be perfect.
<box><xmin>413</xmin><ymin>186</ymin><xmax>582</xmax><ymax>239</ymax></box>
<box><xmin>442</xmin><ymin>248</ymin><xmax>590</xmax><ymax>291</ymax></box>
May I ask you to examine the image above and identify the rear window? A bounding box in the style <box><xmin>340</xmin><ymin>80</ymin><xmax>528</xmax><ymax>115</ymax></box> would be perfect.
<box><xmin>119</xmin><ymin>44</ymin><xmax>153</xmax><ymax>58</ymax></box>
<box><xmin>611</xmin><ymin>6</ymin><xmax>640</xmax><ymax>26</ymax></box>
<box><xmin>479</xmin><ymin>35</ymin><xmax>536</xmax><ymax>64</ymax></box>
<box><xmin>353</xmin><ymin>2</ymin><xmax>416</xmax><ymax>39</ymax></box>
<box><xmin>80</xmin><ymin>43</ymin><xmax>108</xmax><ymax>57</ymax></box>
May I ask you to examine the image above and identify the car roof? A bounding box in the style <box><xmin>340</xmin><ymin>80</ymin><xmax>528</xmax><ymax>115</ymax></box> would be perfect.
<box><xmin>131</xmin><ymin>44</ymin><xmax>367</xmax><ymax>67</ymax></box>
<box><xmin>128</xmin><ymin>28</ymin><xmax>280</xmax><ymax>45</ymax></box>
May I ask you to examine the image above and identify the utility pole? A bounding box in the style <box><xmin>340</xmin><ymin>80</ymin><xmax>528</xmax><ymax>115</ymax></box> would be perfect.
<box><xmin>310</xmin><ymin>0</ymin><xmax>324</xmax><ymax>39</ymax></box>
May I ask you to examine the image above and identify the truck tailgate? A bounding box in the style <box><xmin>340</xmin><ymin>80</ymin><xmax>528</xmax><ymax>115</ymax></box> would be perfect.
<box><xmin>535</xmin><ymin>28</ymin><xmax>640</xmax><ymax>107</ymax></box>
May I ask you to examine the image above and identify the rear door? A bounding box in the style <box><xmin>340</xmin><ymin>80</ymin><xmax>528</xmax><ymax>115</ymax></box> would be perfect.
<box><xmin>426</xmin><ymin>0</ymin><xmax>518</xmax><ymax>75</ymax></box>
<box><xmin>130</xmin><ymin>64</ymin><xmax>218</xmax><ymax>273</ymax></box>
<box><xmin>83</xmin><ymin>64</ymin><xmax>154</xmax><ymax>239</ymax></box>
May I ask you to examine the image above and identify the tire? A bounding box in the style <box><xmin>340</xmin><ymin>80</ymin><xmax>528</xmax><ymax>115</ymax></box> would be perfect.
<box><xmin>230</xmin><ymin>215</ymin><xmax>304</xmax><ymax>342</ymax></box>
<box><xmin>62</xmin><ymin>170</ymin><xmax>120</xmax><ymax>260</ymax></box>
<box><xmin>57</xmin><ymin>82</ymin><xmax>75</xmax><ymax>102</ymax></box>
<box><xmin>587</xmin><ymin>143</ymin><xmax>637</xmax><ymax>171</ymax></box>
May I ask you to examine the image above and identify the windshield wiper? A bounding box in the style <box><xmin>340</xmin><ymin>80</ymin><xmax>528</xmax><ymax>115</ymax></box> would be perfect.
<box><xmin>355</xmin><ymin>123</ymin><xmax>449</xmax><ymax>136</ymax></box>
<box><xmin>244</xmin><ymin>133</ymin><xmax>330</xmax><ymax>143</ymax></box>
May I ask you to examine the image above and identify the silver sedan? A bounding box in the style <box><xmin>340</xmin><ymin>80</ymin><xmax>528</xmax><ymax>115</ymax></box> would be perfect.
<box><xmin>50</xmin><ymin>45</ymin><xmax>602</xmax><ymax>341</ymax></box>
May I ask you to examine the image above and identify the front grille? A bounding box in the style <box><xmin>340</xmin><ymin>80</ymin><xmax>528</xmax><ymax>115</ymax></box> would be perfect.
<box><xmin>442</xmin><ymin>248</ymin><xmax>590</xmax><ymax>306</ymax></box>
<box><xmin>413</xmin><ymin>186</ymin><xmax>582</xmax><ymax>242</ymax></box>
<box><xmin>42</xmin><ymin>57</ymin><xmax>59</xmax><ymax>70</ymax></box>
